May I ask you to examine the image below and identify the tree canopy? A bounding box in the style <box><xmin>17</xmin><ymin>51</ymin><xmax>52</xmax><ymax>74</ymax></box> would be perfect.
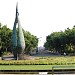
<box><xmin>0</xmin><ymin>23</ymin><xmax>38</xmax><ymax>56</ymax></box>
<box><xmin>44</xmin><ymin>26</ymin><xmax>75</xmax><ymax>55</ymax></box>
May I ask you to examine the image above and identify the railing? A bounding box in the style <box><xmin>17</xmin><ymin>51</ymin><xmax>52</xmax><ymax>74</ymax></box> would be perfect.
<box><xmin>0</xmin><ymin>70</ymin><xmax>50</xmax><ymax>74</ymax></box>
<box><xmin>52</xmin><ymin>66</ymin><xmax>75</xmax><ymax>75</ymax></box>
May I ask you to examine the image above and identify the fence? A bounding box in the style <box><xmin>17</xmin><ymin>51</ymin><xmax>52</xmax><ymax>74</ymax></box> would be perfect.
<box><xmin>52</xmin><ymin>66</ymin><xmax>75</xmax><ymax>75</ymax></box>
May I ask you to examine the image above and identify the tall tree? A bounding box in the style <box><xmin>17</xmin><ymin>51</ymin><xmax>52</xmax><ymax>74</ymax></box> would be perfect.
<box><xmin>44</xmin><ymin>26</ymin><xmax>75</xmax><ymax>55</ymax></box>
<box><xmin>23</xmin><ymin>30</ymin><xmax>38</xmax><ymax>54</ymax></box>
<box><xmin>0</xmin><ymin>24</ymin><xmax>12</xmax><ymax>55</ymax></box>
<box><xmin>0</xmin><ymin>24</ymin><xmax>38</xmax><ymax>56</ymax></box>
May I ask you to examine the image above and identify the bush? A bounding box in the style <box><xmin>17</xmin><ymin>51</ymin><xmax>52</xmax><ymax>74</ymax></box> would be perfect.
<box><xmin>0</xmin><ymin>56</ymin><xmax>75</xmax><ymax>65</ymax></box>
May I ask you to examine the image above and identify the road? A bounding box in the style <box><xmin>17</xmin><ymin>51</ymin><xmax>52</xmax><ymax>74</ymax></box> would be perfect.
<box><xmin>1</xmin><ymin>50</ymin><xmax>61</xmax><ymax>60</ymax></box>
<box><xmin>31</xmin><ymin>50</ymin><xmax>61</xmax><ymax>57</ymax></box>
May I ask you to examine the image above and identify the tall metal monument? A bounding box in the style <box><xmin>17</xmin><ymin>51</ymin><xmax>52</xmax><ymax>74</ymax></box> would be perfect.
<box><xmin>11</xmin><ymin>3</ymin><xmax>25</xmax><ymax>60</ymax></box>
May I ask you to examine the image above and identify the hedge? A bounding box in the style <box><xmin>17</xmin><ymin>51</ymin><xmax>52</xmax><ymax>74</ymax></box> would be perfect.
<box><xmin>0</xmin><ymin>56</ymin><xmax>75</xmax><ymax>65</ymax></box>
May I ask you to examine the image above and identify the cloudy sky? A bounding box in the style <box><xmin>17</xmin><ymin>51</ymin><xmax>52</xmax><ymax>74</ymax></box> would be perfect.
<box><xmin>0</xmin><ymin>0</ymin><xmax>75</xmax><ymax>47</ymax></box>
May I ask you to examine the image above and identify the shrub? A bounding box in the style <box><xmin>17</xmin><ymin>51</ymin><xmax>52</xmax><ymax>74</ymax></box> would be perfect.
<box><xmin>0</xmin><ymin>56</ymin><xmax>75</xmax><ymax>65</ymax></box>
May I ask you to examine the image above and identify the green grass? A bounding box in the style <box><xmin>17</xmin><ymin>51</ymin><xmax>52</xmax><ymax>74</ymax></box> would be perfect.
<box><xmin>0</xmin><ymin>56</ymin><xmax>75</xmax><ymax>70</ymax></box>
<box><xmin>0</xmin><ymin>65</ymin><xmax>75</xmax><ymax>70</ymax></box>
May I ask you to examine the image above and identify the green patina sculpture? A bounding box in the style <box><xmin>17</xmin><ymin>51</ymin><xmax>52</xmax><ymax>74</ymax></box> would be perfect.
<box><xmin>11</xmin><ymin>3</ymin><xmax>25</xmax><ymax>60</ymax></box>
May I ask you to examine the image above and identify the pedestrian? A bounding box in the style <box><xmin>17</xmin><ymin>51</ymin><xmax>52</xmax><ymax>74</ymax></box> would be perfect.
<box><xmin>64</xmin><ymin>52</ymin><xmax>66</xmax><ymax>56</ymax></box>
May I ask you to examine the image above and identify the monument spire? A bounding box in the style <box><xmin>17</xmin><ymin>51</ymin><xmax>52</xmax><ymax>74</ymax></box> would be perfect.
<box><xmin>16</xmin><ymin>2</ymin><xmax>18</xmax><ymax>12</ymax></box>
<box><xmin>11</xmin><ymin>3</ymin><xmax>18</xmax><ymax>56</ymax></box>
<box><xmin>15</xmin><ymin>2</ymin><xmax>18</xmax><ymax>23</ymax></box>
<box><xmin>11</xmin><ymin>3</ymin><xmax>25</xmax><ymax>60</ymax></box>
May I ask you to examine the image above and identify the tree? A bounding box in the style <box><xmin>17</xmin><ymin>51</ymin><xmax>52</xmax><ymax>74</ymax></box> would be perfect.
<box><xmin>23</xmin><ymin>30</ymin><xmax>38</xmax><ymax>54</ymax></box>
<box><xmin>44</xmin><ymin>26</ymin><xmax>75</xmax><ymax>55</ymax></box>
<box><xmin>0</xmin><ymin>24</ymin><xmax>12</xmax><ymax>56</ymax></box>
<box><xmin>0</xmin><ymin>24</ymin><xmax>38</xmax><ymax>56</ymax></box>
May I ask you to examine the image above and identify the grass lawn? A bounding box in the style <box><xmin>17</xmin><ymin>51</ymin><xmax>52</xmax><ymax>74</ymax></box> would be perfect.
<box><xmin>0</xmin><ymin>65</ymin><xmax>75</xmax><ymax>70</ymax></box>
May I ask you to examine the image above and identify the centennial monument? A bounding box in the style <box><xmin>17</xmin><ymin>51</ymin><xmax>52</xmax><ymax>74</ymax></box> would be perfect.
<box><xmin>11</xmin><ymin>3</ymin><xmax>25</xmax><ymax>60</ymax></box>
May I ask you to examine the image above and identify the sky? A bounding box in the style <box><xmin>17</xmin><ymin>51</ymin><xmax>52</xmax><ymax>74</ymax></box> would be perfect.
<box><xmin>0</xmin><ymin>0</ymin><xmax>75</xmax><ymax>47</ymax></box>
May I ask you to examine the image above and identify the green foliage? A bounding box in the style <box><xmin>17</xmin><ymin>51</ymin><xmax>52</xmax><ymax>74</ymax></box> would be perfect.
<box><xmin>1</xmin><ymin>25</ymin><xmax>12</xmax><ymax>47</ymax></box>
<box><xmin>0</xmin><ymin>24</ymin><xmax>12</xmax><ymax>56</ymax></box>
<box><xmin>2</xmin><ymin>52</ymin><xmax>8</xmax><ymax>56</ymax></box>
<box><xmin>23</xmin><ymin>30</ymin><xmax>38</xmax><ymax>53</ymax></box>
<box><xmin>0</xmin><ymin>23</ymin><xmax>38</xmax><ymax>55</ymax></box>
<box><xmin>44</xmin><ymin>26</ymin><xmax>75</xmax><ymax>54</ymax></box>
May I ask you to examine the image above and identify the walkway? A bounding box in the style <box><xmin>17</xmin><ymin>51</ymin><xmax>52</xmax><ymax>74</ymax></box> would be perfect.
<box><xmin>0</xmin><ymin>74</ymin><xmax>75</xmax><ymax>75</ymax></box>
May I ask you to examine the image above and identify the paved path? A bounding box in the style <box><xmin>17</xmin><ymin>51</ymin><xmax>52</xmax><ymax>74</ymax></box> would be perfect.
<box><xmin>0</xmin><ymin>74</ymin><xmax>75</xmax><ymax>75</ymax></box>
